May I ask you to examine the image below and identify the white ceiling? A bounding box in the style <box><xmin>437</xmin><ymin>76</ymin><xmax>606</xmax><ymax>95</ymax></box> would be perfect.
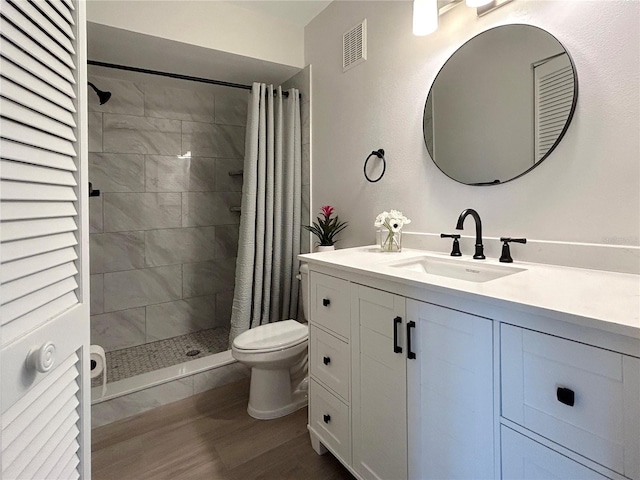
<box><xmin>230</xmin><ymin>0</ymin><xmax>333</xmax><ymax>27</ymax></box>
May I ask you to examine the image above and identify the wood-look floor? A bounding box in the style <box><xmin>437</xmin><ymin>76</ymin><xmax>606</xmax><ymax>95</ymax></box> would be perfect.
<box><xmin>92</xmin><ymin>379</ymin><xmax>354</xmax><ymax>480</ymax></box>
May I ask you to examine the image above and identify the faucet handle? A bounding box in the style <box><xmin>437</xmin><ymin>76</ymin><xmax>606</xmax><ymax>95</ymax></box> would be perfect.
<box><xmin>499</xmin><ymin>237</ymin><xmax>527</xmax><ymax>263</ymax></box>
<box><xmin>440</xmin><ymin>233</ymin><xmax>462</xmax><ymax>257</ymax></box>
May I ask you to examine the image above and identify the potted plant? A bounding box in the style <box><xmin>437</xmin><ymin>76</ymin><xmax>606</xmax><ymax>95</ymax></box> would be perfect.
<box><xmin>304</xmin><ymin>205</ymin><xmax>348</xmax><ymax>251</ymax></box>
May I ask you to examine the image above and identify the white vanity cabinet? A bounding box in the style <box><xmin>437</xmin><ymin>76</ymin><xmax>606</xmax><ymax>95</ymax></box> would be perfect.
<box><xmin>304</xmin><ymin>253</ymin><xmax>640</xmax><ymax>480</ymax></box>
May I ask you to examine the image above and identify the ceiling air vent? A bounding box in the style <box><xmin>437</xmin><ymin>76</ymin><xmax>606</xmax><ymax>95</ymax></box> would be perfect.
<box><xmin>343</xmin><ymin>19</ymin><xmax>367</xmax><ymax>72</ymax></box>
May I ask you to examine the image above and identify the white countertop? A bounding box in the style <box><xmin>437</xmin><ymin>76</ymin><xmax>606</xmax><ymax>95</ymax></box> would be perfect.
<box><xmin>300</xmin><ymin>246</ymin><xmax>640</xmax><ymax>340</ymax></box>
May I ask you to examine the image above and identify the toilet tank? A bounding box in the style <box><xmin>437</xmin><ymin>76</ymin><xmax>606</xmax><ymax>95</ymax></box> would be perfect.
<box><xmin>299</xmin><ymin>263</ymin><xmax>310</xmax><ymax>321</ymax></box>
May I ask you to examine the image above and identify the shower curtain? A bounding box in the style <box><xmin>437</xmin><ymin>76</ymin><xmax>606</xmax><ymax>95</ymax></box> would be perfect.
<box><xmin>229</xmin><ymin>83</ymin><xmax>302</xmax><ymax>344</ymax></box>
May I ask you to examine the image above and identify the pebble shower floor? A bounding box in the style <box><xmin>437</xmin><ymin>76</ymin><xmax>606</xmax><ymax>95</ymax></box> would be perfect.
<box><xmin>92</xmin><ymin>326</ymin><xmax>230</xmax><ymax>386</ymax></box>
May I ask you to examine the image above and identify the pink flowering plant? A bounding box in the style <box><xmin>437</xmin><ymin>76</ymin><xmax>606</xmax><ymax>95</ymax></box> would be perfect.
<box><xmin>304</xmin><ymin>205</ymin><xmax>348</xmax><ymax>246</ymax></box>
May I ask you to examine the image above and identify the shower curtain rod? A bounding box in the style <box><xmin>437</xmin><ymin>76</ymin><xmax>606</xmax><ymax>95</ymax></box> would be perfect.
<box><xmin>87</xmin><ymin>60</ymin><xmax>296</xmax><ymax>97</ymax></box>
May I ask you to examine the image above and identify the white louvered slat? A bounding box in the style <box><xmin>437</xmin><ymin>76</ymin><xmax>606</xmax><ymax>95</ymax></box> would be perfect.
<box><xmin>59</xmin><ymin>0</ymin><xmax>74</xmax><ymax>11</ymax></box>
<box><xmin>59</xmin><ymin>451</ymin><xmax>81</xmax><ymax>480</ymax></box>
<box><xmin>2</xmin><ymin>0</ymin><xmax>75</xmax><ymax>64</ymax></box>
<box><xmin>1</xmin><ymin>159</ymin><xmax>77</xmax><ymax>185</ymax></box>
<box><xmin>0</xmin><ymin>17</ymin><xmax>76</xmax><ymax>84</ymax></box>
<box><xmin>3</xmin><ymin>392</ymin><xmax>79</xmax><ymax>478</ymax></box>
<box><xmin>26</xmin><ymin>423</ymin><xmax>79</xmax><ymax>480</ymax></box>
<box><xmin>36</xmin><ymin>430</ymin><xmax>79</xmax><ymax>480</ymax></box>
<box><xmin>1</xmin><ymin>201</ymin><xmax>77</xmax><ymax>221</ymax></box>
<box><xmin>0</xmin><ymin>276</ymin><xmax>78</xmax><ymax>324</ymax></box>
<box><xmin>0</xmin><ymin>58</ymin><xmax>76</xmax><ymax>112</ymax></box>
<box><xmin>2</xmin><ymin>362</ymin><xmax>77</xmax><ymax>434</ymax></box>
<box><xmin>0</xmin><ymin>139</ymin><xmax>77</xmax><ymax>171</ymax></box>
<box><xmin>1</xmin><ymin>98</ymin><xmax>77</xmax><ymax>141</ymax></box>
<box><xmin>1</xmin><ymin>217</ymin><xmax>77</xmax><ymax>242</ymax></box>
<box><xmin>46</xmin><ymin>0</ymin><xmax>75</xmax><ymax>28</ymax></box>
<box><xmin>5</xmin><ymin>248</ymin><xmax>79</xmax><ymax>288</ymax></box>
<box><xmin>0</xmin><ymin>118</ymin><xmax>76</xmax><ymax>156</ymax></box>
<box><xmin>1</xmin><ymin>292</ymin><xmax>77</xmax><ymax>345</ymax></box>
<box><xmin>28</xmin><ymin>0</ymin><xmax>76</xmax><ymax>40</ymax></box>
<box><xmin>1</xmin><ymin>231</ymin><xmax>77</xmax><ymax>262</ymax></box>
<box><xmin>0</xmin><ymin>77</ymin><xmax>77</xmax><ymax>128</ymax></box>
<box><xmin>1</xmin><ymin>180</ymin><xmax>77</xmax><ymax>201</ymax></box>
<box><xmin>0</xmin><ymin>40</ymin><xmax>76</xmax><ymax>97</ymax></box>
<box><xmin>1</xmin><ymin>247</ymin><xmax>77</xmax><ymax>283</ymax></box>
<box><xmin>1</xmin><ymin>262</ymin><xmax>78</xmax><ymax>305</ymax></box>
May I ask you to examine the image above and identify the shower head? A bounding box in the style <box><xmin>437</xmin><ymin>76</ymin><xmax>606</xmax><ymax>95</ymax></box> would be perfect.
<box><xmin>88</xmin><ymin>82</ymin><xmax>112</xmax><ymax>105</ymax></box>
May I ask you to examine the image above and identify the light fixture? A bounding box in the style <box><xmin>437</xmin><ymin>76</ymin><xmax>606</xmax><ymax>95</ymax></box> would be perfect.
<box><xmin>413</xmin><ymin>0</ymin><xmax>438</xmax><ymax>36</ymax></box>
<box><xmin>466</xmin><ymin>0</ymin><xmax>493</xmax><ymax>7</ymax></box>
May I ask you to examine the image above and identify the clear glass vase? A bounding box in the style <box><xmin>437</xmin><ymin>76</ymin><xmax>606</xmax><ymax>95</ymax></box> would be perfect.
<box><xmin>379</xmin><ymin>229</ymin><xmax>402</xmax><ymax>252</ymax></box>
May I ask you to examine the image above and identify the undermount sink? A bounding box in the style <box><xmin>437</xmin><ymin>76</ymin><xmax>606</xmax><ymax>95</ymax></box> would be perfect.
<box><xmin>386</xmin><ymin>256</ymin><xmax>526</xmax><ymax>283</ymax></box>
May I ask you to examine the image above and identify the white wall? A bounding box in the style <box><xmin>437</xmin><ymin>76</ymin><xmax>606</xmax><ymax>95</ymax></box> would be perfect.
<box><xmin>87</xmin><ymin>0</ymin><xmax>305</xmax><ymax>67</ymax></box>
<box><xmin>305</xmin><ymin>1</ymin><xmax>640</xmax><ymax>249</ymax></box>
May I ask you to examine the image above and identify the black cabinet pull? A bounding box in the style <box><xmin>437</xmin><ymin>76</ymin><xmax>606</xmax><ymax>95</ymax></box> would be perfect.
<box><xmin>407</xmin><ymin>321</ymin><xmax>416</xmax><ymax>359</ymax></box>
<box><xmin>393</xmin><ymin>317</ymin><xmax>402</xmax><ymax>353</ymax></box>
<box><xmin>323</xmin><ymin>356</ymin><xmax>331</xmax><ymax>365</ymax></box>
<box><xmin>323</xmin><ymin>414</ymin><xmax>331</xmax><ymax>423</ymax></box>
<box><xmin>557</xmin><ymin>387</ymin><xmax>575</xmax><ymax>406</ymax></box>
<box><xmin>322</xmin><ymin>298</ymin><xmax>331</xmax><ymax>307</ymax></box>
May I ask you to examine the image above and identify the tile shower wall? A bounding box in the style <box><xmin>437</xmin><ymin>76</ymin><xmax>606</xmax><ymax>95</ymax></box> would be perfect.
<box><xmin>88</xmin><ymin>73</ymin><xmax>247</xmax><ymax>352</ymax></box>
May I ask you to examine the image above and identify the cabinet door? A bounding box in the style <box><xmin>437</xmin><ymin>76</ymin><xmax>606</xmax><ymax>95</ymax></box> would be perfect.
<box><xmin>406</xmin><ymin>299</ymin><xmax>494</xmax><ymax>480</ymax></box>
<box><xmin>352</xmin><ymin>284</ymin><xmax>407</xmax><ymax>480</ymax></box>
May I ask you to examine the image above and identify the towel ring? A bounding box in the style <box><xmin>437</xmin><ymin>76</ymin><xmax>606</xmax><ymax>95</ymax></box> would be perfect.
<box><xmin>364</xmin><ymin>149</ymin><xmax>386</xmax><ymax>183</ymax></box>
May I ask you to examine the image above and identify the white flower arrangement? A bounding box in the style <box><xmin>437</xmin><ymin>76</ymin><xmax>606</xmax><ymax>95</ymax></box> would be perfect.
<box><xmin>375</xmin><ymin>210</ymin><xmax>411</xmax><ymax>251</ymax></box>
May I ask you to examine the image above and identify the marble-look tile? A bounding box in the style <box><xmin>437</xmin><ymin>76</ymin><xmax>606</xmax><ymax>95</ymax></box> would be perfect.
<box><xmin>89</xmin><ymin>153</ymin><xmax>145</xmax><ymax>192</ymax></box>
<box><xmin>89</xmin><ymin>112</ymin><xmax>102</xmax><ymax>153</ymax></box>
<box><xmin>301</xmin><ymin>101</ymin><xmax>310</xmax><ymax>146</ymax></box>
<box><xmin>90</xmin><ymin>274</ymin><xmax>104</xmax><ymax>315</ymax></box>
<box><xmin>91</xmin><ymin>378</ymin><xmax>193</xmax><ymax>428</ymax></box>
<box><xmin>88</xmin><ymin>75</ymin><xmax>144</xmax><ymax>116</ymax></box>
<box><xmin>103</xmin><ymin>114</ymin><xmax>181</xmax><ymax>155</ymax></box>
<box><xmin>182</xmin><ymin>257</ymin><xmax>236</xmax><ymax>298</ymax></box>
<box><xmin>301</xmin><ymin>185</ymin><xmax>310</xmax><ymax>227</ymax></box>
<box><xmin>215</xmin><ymin>290</ymin><xmax>234</xmax><ymax>328</ymax></box>
<box><xmin>300</xmin><ymin>227</ymin><xmax>311</xmax><ymax>255</ymax></box>
<box><xmin>214</xmin><ymin>95</ymin><xmax>248</xmax><ymax>126</ymax></box>
<box><xmin>90</xmin><ymin>232</ymin><xmax>145</xmax><ymax>274</ymax></box>
<box><xmin>182</xmin><ymin>192</ymin><xmax>241</xmax><ymax>227</ymax></box>
<box><xmin>145</xmin><ymin>84</ymin><xmax>214</xmax><ymax>122</ymax></box>
<box><xmin>182</xmin><ymin>122</ymin><xmax>245</xmax><ymax>159</ymax></box>
<box><xmin>145</xmin><ymin>227</ymin><xmax>217</xmax><ymax>266</ymax></box>
<box><xmin>103</xmin><ymin>193</ymin><xmax>181</xmax><ymax>232</ymax></box>
<box><xmin>302</xmin><ymin>143</ymin><xmax>310</xmax><ymax>186</ymax></box>
<box><xmin>146</xmin><ymin>295</ymin><xmax>216</xmax><ymax>341</ymax></box>
<box><xmin>145</xmin><ymin>155</ymin><xmax>216</xmax><ymax>192</ymax></box>
<box><xmin>89</xmin><ymin>196</ymin><xmax>103</xmax><ymax>233</ymax></box>
<box><xmin>214</xmin><ymin>158</ymin><xmax>244</xmax><ymax>192</ymax></box>
<box><xmin>215</xmin><ymin>224</ymin><xmax>239</xmax><ymax>259</ymax></box>
<box><xmin>90</xmin><ymin>307</ymin><xmax>146</xmax><ymax>352</ymax></box>
<box><xmin>193</xmin><ymin>362</ymin><xmax>249</xmax><ymax>395</ymax></box>
<box><xmin>103</xmin><ymin>265</ymin><xmax>182</xmax><ymax>312</ymax></box>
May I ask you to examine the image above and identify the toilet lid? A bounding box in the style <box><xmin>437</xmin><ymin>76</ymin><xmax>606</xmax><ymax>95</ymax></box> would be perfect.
<box><xmin>232</xmin><ymin>320</ymin><xmax>308</xmax><ymax>351</ymax></box>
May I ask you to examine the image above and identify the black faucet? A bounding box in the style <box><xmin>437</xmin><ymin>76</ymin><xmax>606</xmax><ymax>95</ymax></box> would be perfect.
<box><xmin>455</xmin><ymin>209</ymin><xmax>485</xmax><ymax>259</ymax></box>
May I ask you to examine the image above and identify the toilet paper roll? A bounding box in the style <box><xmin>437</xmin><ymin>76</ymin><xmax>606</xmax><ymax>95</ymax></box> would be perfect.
<box><xmin>90</xmin><ymin>344</ymin><xmax>106</xmax><ymax>379</ymax></box>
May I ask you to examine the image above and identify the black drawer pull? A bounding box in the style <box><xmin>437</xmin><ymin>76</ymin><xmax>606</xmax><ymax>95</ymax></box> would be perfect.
<box><xmin>407</xmin><ymin>321</ymin><xmax>416</xmax><ymax>360</ymax></box>
<box><xmin>322</xmin><ymin>298</ymin><xmax>331</xmax><ymax>307</ymax></box>
<box><xmin>323</xmin><ymin>356</ymin><xmax>331</xmax><ymax>365</ymax></box>
<box><xmin>393</xmin><ymin>317</ymin><xmax>402</xmax><ymax>354</ymax></box>
<box><xmin>323</xmin><ymin>414</ymin><xmax>331</xmax><ymax>423</ymax></box>
<box><xmin>557</xmin><ymin>387</ymin><xmax>575</xmax><ymax>407</ymax></box>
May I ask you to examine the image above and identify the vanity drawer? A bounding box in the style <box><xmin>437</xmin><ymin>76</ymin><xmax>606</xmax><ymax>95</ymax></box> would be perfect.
<box><xmin>309</xmin><ymin>379</ymin><xmax>351</xmax><ymax>464</ymax></box>
<box><xmin>310</xmin><ymin>325</ymin><xmax>350</xmax><ymax>401</ymax></box>
<box><xmin>310</xmin><ymin>272</ymin><xmax>351</xmax><ymax>340</ymax></box>
<box><xmin>501</xmin><ymin>426</ymin><xmax>608</xmax><ymax>480</ymax></box>
<box><xmin>501</xmin><ymin>324</ymin><xmax>640</xmax><ymax>478</ymax></box>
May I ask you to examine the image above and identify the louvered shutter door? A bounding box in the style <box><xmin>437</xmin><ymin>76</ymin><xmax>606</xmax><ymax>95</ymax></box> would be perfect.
<box><xmin>0</xmin><ymin>0</ymin><xmax>90</xmax><ymax>478</ymax></box>
<box><xmin>534</xmin><ymin>53</ymin><xmax>575</xmax><ymax>163</ymax></box>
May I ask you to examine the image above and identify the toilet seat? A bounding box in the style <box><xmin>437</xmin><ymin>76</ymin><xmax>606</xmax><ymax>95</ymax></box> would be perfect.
<box><xmin>233</xmin><ymin>319</ymin><xmax>308</xmax><ymax>353</ymax></box>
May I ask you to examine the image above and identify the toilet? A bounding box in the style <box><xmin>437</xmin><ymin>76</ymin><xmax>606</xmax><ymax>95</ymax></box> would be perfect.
<box><xmin>232</xmin><ymin>264</ymin><xmax>310</xmax><ymax>419</ymax></box>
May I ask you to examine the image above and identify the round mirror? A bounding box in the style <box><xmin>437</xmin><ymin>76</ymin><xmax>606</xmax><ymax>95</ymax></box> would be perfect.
<box><xmin>423</xmin><ymin>24</ymin><xmax>578</xmax><ymax>186</ymax></box>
